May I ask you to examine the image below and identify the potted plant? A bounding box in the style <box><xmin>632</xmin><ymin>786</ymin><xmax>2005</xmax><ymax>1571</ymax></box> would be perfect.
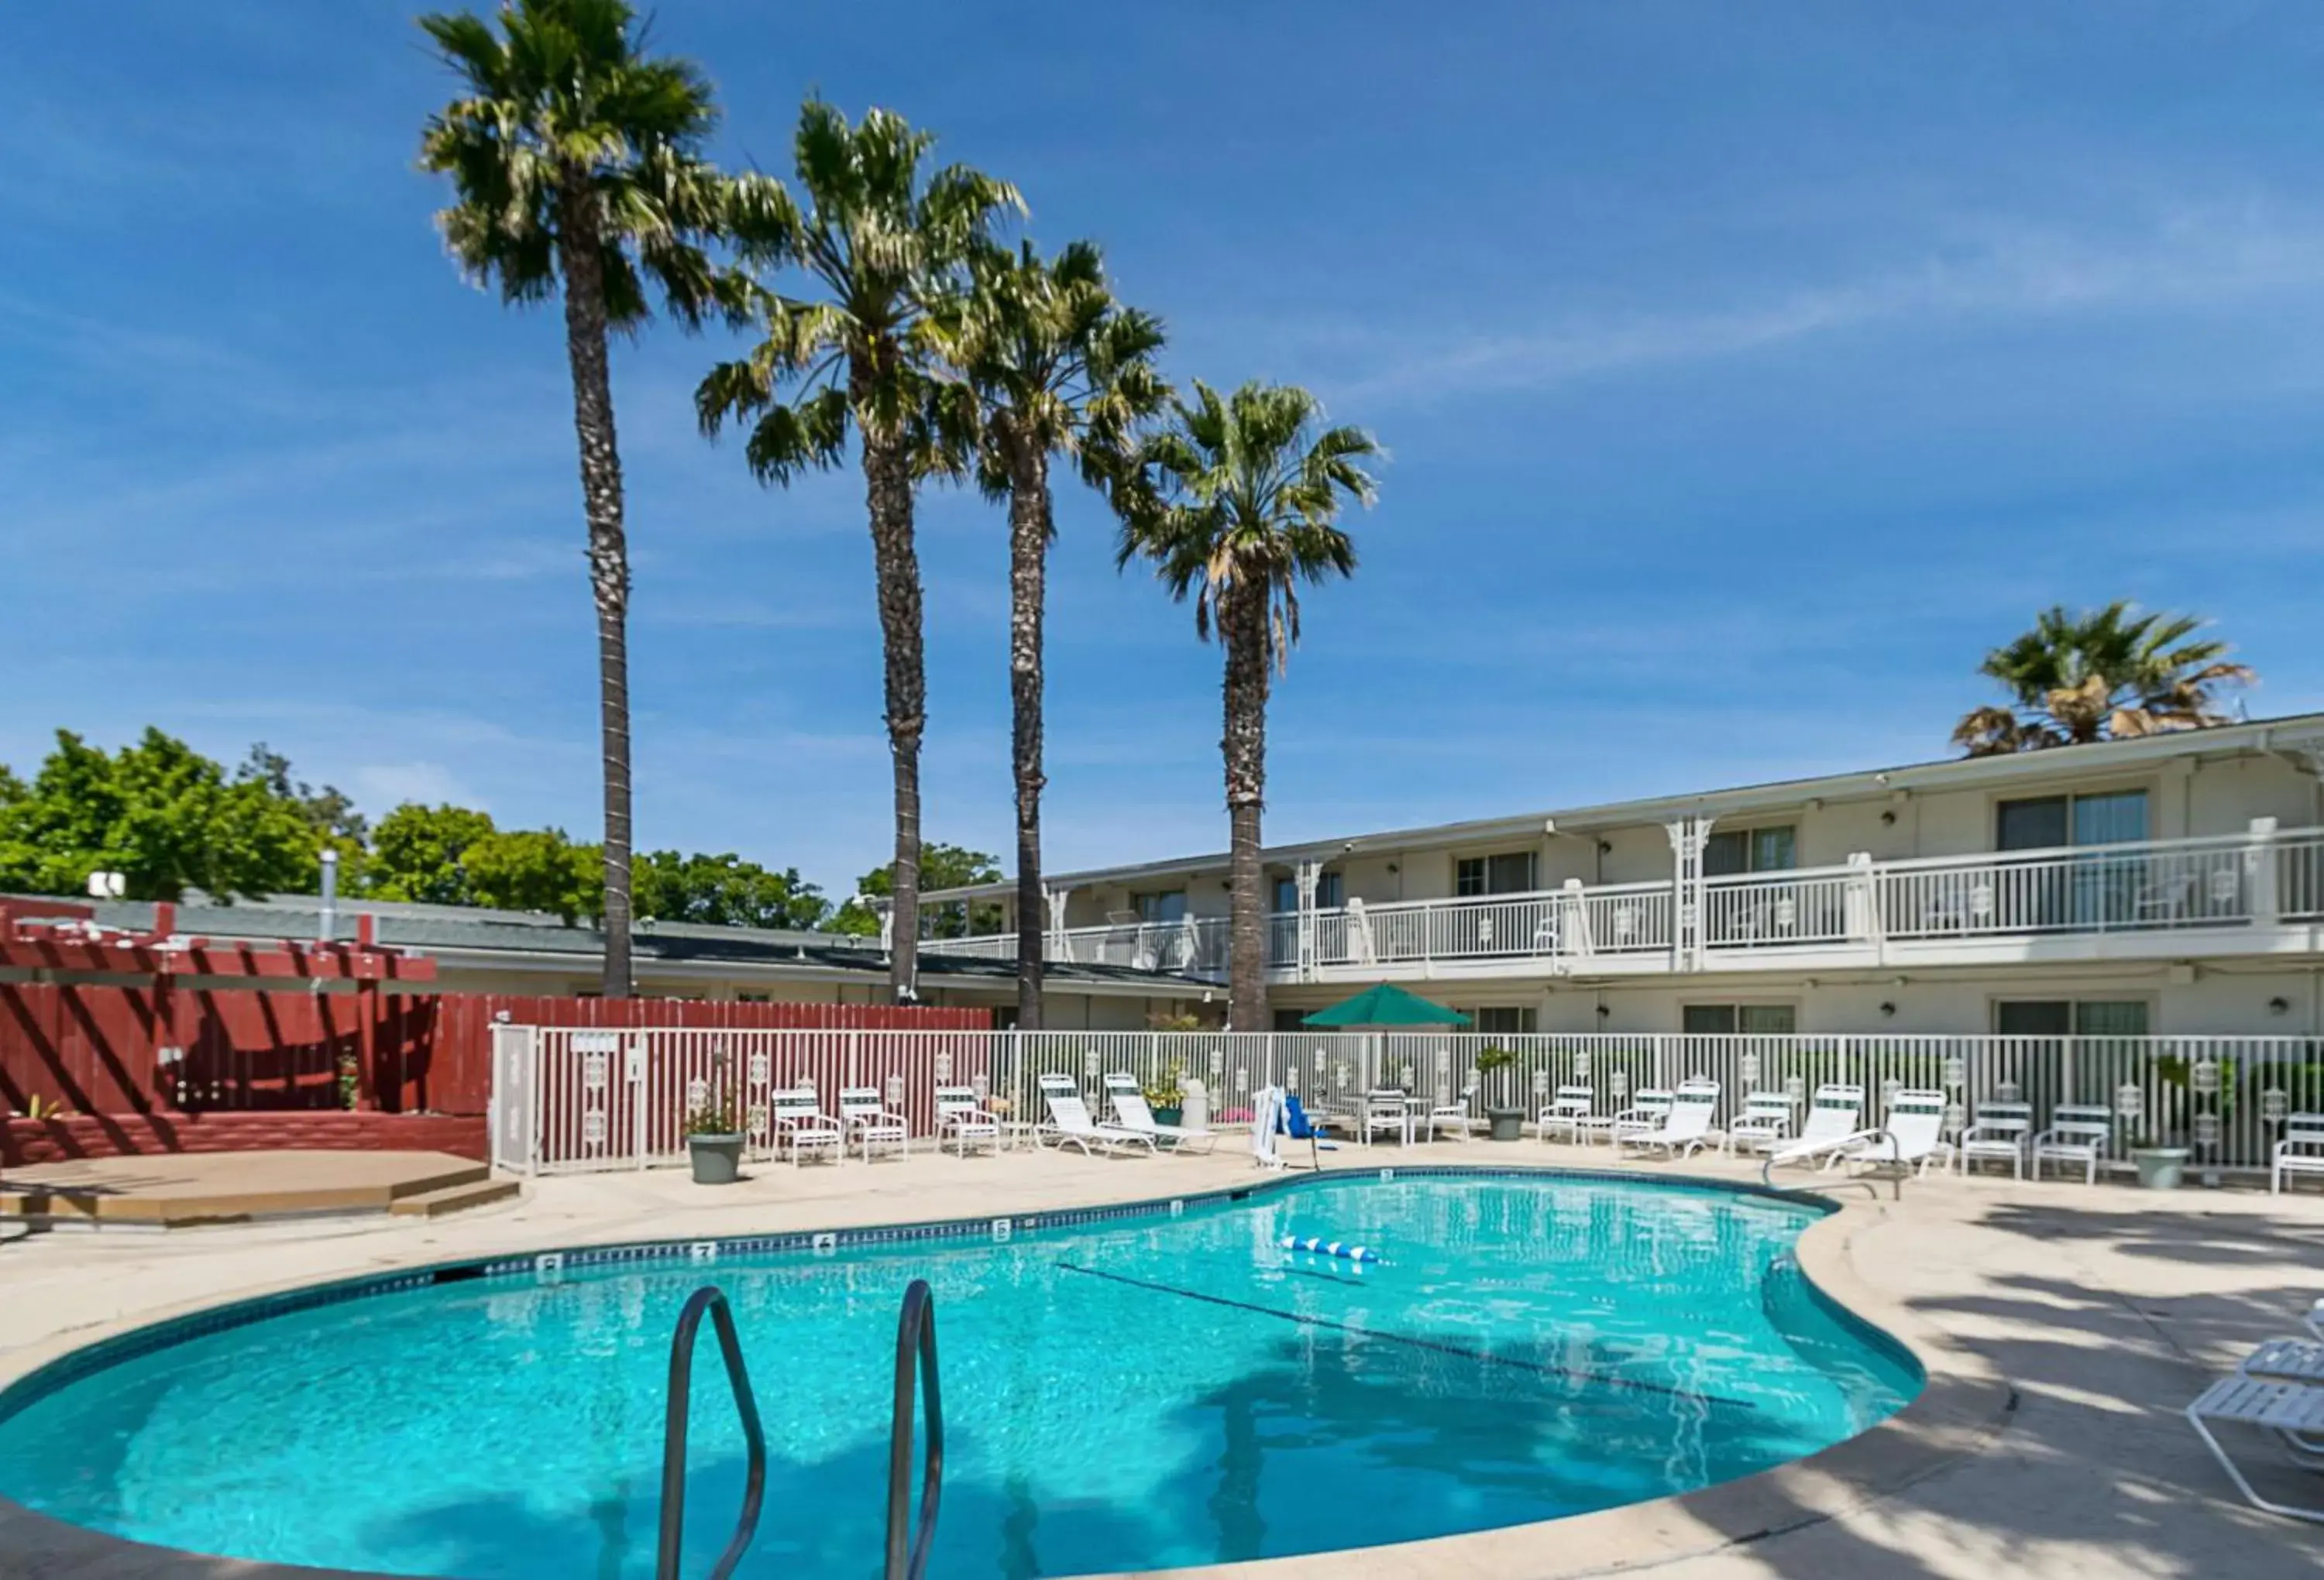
<box><xmin>1145</xmin><ymin>1067</ymin><xmax>1186</xmax><ymax>1128</ymax></box>
<box><xmin>1476</xmin><ymin>1047</ymin><xmax>1525</xmax><ymax>1142</ymax></box>
<box><xmin>2126</xmin><ymin>1077</ymin><xmax>2190</xmax><ymax>1191</ymax></box>
<box><xmin>684</xmin><ymin>1089</ymin><xmax>746</xmax><ymax>1186</ymax></box>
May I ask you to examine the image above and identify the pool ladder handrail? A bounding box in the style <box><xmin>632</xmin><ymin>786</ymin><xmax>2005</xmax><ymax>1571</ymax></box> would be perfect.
<box><xmin>655</xmin><ymin>1285</ymin><xmax>768</xmax><ymax>1580</ymax></box>
<box><xmin>1758</xmin><ymin>1125</ymin><xmax>1904</xmax><ymax>1200</ymax></box>
<box><xmin>885</xmin><ymin>1278</ymin><xmax>944</xmax><ymax>1580</ymax></box>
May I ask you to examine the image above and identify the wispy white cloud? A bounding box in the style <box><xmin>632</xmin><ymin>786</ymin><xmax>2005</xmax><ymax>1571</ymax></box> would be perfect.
<box><xmin>1337</xmin><ymin>201</ymin><xmax>2324</xmax><ymax>405</ymax></box>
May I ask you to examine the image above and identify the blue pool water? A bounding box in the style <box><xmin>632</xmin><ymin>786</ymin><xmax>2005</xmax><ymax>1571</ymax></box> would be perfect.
<box><xmin>0</xmin><ymin>1173</ymin><xmax>1917</xmax><ymax>1578</ymax></box>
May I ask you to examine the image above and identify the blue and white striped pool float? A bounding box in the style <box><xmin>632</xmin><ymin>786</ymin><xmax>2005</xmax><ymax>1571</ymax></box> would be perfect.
<box><xmin>1280</xmin><ymin>1235</ymin><xmax>1383</xmax><ymax>1264</ymax></box>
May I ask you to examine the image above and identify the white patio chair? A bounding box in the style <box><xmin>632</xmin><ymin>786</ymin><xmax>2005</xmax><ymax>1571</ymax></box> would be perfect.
<box><xmin>2033</xmin><ymin>1104</ymin><xmax>2116</xmax><ymax>1184</ymax></box>
<box><xmin>1831</xmin><ymin>1089</ymin><xmax>1953</xmax><ymax>1178</ymax></box>
<box><xmin>1424</xmin><ymin>1082</ymin><xmax>1476</xmax><ymax>1142</ymax></box>
<box><xmin>771</xmin><ymin>1087</ymin><xmax>844</xmax><ymax>1167</ymax></box>
<box><xmin>1360</xmin><ymin>1088</ymin><xmax>1413</xmax><ymax>1146</ymax></box>
<box><xmin>1103</xmin><ymin>1072</ymin><xmax>1218</xmax><ymax>1152</ymax></box>
<box><xmin>933</xmin><ymin>1086</ymin><xmax>1002</xmax><ymax>1157</ymax></box>
<box><xmin>837</xmin><ymin>1086</ymin><xmax>910</xmax><ymax>1162</ymax></box>
<box><xmin>1610</xmin><ymin>1087</ymin><xmax>1674</xmax><ymax>1145</ymax></box>
<box><xmin>1955</xmin><ymin>1100</ymin><xmax>2034</xmax><ymax>1179</ymax></box>
<box><xmin>2274</xmin><ymin>1113</ymin><xmax>2324</xmax><ymax>1196</ymax></box>
<box><xmin>1537</xmin><ymin>1084</ymin><xmax>1600</xmax><ymax>1144</ymax></box>
<box><xmin>2186</xmin><ymin>1376</ymin><xmax>2324</xmax><ymax>1523</ymax></box>
<box><xmin>1762</xmin><ymin>1084</ymin><xmax>1867</xmax><ymax>1172</ymax></box>
<box><xmin>1037</xmin><ymin>1073</ymin><xmax>1154</xmax><ymax>1156</ymax></box>
<box><xmin>1620</xmin><ymin>1080</ymin><xmax>1721</xmax><ymax>1160</ymax></box>
<box><xmin>1724</xmin><ymin>1091</ymin><xmax>1796</xmax><ymax>1156</ymax></box>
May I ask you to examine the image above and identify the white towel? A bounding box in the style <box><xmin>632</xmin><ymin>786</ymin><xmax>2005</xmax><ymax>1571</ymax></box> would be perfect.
<box><xmin>1251</xmin><ymin>1086</ymin><xmax>1284</xmax><ymax>1170</ymax></box>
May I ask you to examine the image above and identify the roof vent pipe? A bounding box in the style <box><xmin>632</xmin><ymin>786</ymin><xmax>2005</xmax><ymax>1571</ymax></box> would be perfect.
<box><xmin>318</xmin><ymin>848</ymin><xmax>338</xmax><ymax>944</ymax></box>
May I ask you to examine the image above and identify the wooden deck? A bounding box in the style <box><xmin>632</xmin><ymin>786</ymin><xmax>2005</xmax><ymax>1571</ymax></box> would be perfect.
<box><xmin>0</xmin><ymin>1150</ymin><xmax>516</xmax><ymax>1226</ymax></box>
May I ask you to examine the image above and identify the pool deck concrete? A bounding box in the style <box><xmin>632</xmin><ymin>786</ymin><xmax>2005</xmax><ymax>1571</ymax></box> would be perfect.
<box><xmin>2</xmin><ymin>1140</ymin><xmax>2321</xmax><ymax>1578</ymax></box>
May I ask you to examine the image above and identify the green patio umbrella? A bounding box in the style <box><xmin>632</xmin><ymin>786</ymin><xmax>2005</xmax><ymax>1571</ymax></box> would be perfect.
<box><xmin>1302</xmin><ymin>983</ymin><xmax>1471</xmax><ymax>1028</ymax></box>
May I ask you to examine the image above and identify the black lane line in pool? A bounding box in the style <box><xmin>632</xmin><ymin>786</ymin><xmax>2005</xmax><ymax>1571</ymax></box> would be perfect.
<box><xmin>1054</xmin><ymin>1261</ymin><xmax>1756</xmax><ymax>1413</ymax></box>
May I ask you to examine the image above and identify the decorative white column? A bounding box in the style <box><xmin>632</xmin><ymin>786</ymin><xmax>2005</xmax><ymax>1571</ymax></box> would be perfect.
<box><xmin>1295</xmin><ymin>860</ymin><xmax>1322</xmax><ymax>982</ymax></box>
<box><xmin>1664</xmin><ymin>817</ymin><xmax>1714</xmax><ymax>971</ymax></box>
<box><xmin>1045</xmin><ymin>887</ymin><xmax>1071</xmax><ymax>963</ymax></box>
<box><xmin>2246</xmin><ymin>817</ymin><xmax>2281</xmax><ymax>929</ymax></box>
<box><xmin>1844</xmin><ymin>851</ymin><xmax>1882</xmax><ymax>960</ymax></box>
<box><xmin>1560</xmin><ymin>878</ymin><xmax>1592</xmax><ymax>964</ymax></box>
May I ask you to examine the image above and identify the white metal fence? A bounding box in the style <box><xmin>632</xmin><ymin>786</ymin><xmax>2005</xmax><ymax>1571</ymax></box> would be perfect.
<box><xmin>488</xmin><ymin>1027</ymin><xmax>2324</xmax><ymax>1180</ymax></box>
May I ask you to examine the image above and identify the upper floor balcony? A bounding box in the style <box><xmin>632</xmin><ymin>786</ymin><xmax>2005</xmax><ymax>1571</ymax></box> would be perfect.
<box><xmin>922</xmin><ymin>823</ymin><xmax>2324</xmax><ymax>982</ymax></box>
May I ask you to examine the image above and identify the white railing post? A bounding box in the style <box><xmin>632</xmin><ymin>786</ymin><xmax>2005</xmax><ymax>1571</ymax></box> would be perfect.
<box><xmin>1561</xmin><ymin>878</ymin><xmax>1591</xmax><ymax>964</ymax></box>
<box><xmin>1665</xmin><ymin>817</ymin><xmax>1712</xmax><ymax>971</ymax></box>
<box><xmin>2247</xmin><ymin>817</ymin><xmax>2281</xmax><ymax>928</ymax></box>
<box><xmin>1295</xmin><ymin>860</ymin><xmax>1321</xmax><ymax>982</ymax></box>
<box><xmin>1046</xmin><ymin>888</ymin><xmax>1071</xmax><ymax>963</ymax></box>
<box><xmin>1844</xmin><ymin>851</ymin><xmax>1884</xmax><ymax>963</ymax></box>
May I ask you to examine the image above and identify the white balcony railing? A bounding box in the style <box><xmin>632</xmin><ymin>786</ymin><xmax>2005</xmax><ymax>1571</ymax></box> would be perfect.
<box><xmin>920</xmin><ymin>827</ymin><xmax>2324</xmax><ymax>982</ymax></box>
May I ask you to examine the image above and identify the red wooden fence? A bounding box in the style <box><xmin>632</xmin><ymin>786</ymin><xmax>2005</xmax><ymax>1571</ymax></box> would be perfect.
<box><xmin>0</xmin><ymin>984</ymin><xmax>990</xmax><ymax>1126</ymax></box>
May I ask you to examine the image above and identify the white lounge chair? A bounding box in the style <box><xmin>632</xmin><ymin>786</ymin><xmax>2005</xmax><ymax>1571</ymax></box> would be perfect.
<box><xmin>772</xmin><ymin>1087</ymin><xmax>844</xmax><ymax>1166</ymax></box>
<box><xmin>1955</xmin><ymin>1100</ymin><xmax>2034</xmax><ymax>1179</ymax></box>
<box><xmin>1103</xmin><ymin>1072</ymin><xmax>1218</xmax><ymax>1152</ymax></box>
<box><xmin>1610</xmin><ymin>1088</ymin><xmax>1674</xmax><ymax>1145</ymax></box>
<box><xmin>2187</xmin><ymin>1375</ymin><xmax>2324</xmax><ymax>1523</ymax></box>
<box><xmin>1762</xmin><ymin>1084</ymin><xmax>1867</xmax><ymax>1172</ymax></box>
<box><xmin>933</xmin><ymin>1086</ymin><xmax>1002</xmax><ymax>1156</ymax></box>
<box><xmin>2274</xmin><ymin>1113</ymin><xmax>2324</xmax><ymax>1196</ymax></box>
<box><xmin>1037</xmin><ymin>1073</ymin><xmax>1154</xmax><ymax>1156</ymax></box>
<box><xmin>2310</xmin><ymin>1298</ymin><xmax>2324</xmax><ymax>1344</ymax></box>
<box><xmin>1620</xmin><ymin>1080</ymin><xmax>1721</xmax><ymax>1159</ymax></box>
<box><xmin>1724</xmin><ymin>1091</ymin><xmax>1796</xmax><ymax>1156</ymax></box>
<box><xmin>837</xmin><ymin>1086</ymin><xmax>910</xmax><ymax>1162</ymax></box>
<box><xmin>2033</xmin><ymin>1104</ymin><xmax>2116</xmax><ymax>1184</ymax></box>
<box><xmin>1831</xmin><ymin>1089</ymin><xmax>1954</xmax><ymax>1178</ymax></box>
<box><xmin>1537</xmin><ymin>1084</ymin><xmax>1602</xmax><ymax>1144</ymax></box>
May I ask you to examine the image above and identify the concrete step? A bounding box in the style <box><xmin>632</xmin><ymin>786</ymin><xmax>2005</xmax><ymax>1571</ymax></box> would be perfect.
<box><xmin>385</xmin><ymin>1162</ymin><xmax>491</xmax><ymax>1200</ymax></box>
<box><xmin>387</xmin><ymin>1176</ymin><xmax>521</xmax><ymax>1218</ymax></box>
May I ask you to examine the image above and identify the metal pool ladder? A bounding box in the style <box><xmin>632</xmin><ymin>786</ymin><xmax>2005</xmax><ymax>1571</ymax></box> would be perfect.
<box><xmin>655</xmin><ymin>1286</ymin><xmax>767</xmax><ymax>1580</ymax></box>
<box><xmin>885</xmin><ymin>1278</ymin><xmax>945</xmax><ymax>1580</ymax></box>
<box><xmin>653</xmin><ymin>1279</ymin><xmax>944</xmax><ymax>1580</ymax></box>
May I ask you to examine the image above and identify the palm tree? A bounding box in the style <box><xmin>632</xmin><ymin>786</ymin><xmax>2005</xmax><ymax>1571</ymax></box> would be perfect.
<box><xmin>937</xmin><ymin>241</ymin><xmax>1167</xmax><ymax>1026</ymax></box>
<box><xmin>417</xmin><ymin>0</ymin><xmax>731</xmax><ymax>998</ymax></box>
<box><xmin>1952</xmin><ymin>602</ymin><xmax>2255</xmax><ymax>757</ymax></box>
<box><xmin>1116</xmin><ymin>382</ymin><xmax>1379</xmax><ymax>1029</ymax></box>
<box><xmin>696</xmin><ymin>102</ymin><xmax>1019</xmax><ymax>1003</ymax></box>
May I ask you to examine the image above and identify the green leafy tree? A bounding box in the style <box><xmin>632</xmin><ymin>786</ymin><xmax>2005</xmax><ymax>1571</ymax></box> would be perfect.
<box><xmin>464</xmin><ymin>827</ymin><xmax>603</xmax><ymax>922</ymax></box>
<box><xmin>0</xmin><ymin>729</ymin><xmax>318</xmax><ymax>902</ymax></box>
<box><xmin>239</xmin><ymin>743</ymin><xmax>368</xmax><ymax>888</ymax></box>
<box><xmin>827</xmin><ymin>842</ymin><xmax>1002</xmax><ymax>938</ymax></box>
<box><xmin>363</xmin><ymin>802</ymin><xmax>499</xmax><ymax>906</ymax></box>
<box><xmin>938</xmin><ymin>239</ymin><xmax>1167</xmax><ymax>1025</ymax></box>
<box><xmin>1952</xmin><ymin>603</ymin><xmax>2256</xmax><ymax>756</ymax></box>
<box><xmin>1117</xmin><ymin>382</ymin><xmax>1379</xmax><ymax>1029</ymax></box>
<box><xmin>418</xmin><ymin>0</ymin><xmax>734</xmax><ymax>997</ymax></box>
<box><xmin>635</xmin><ymin>850</ymin><xmax>830</xmax><ymax>930</ymax></box>
<box><xmin>698</xmin><ymin>101</ymin><xmax>1020</xmax><ymax>1003</ymax></box>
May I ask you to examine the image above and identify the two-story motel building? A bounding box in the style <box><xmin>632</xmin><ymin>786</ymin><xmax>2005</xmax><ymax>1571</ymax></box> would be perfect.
<box><xmin>921</xmin><ymin>713</ymin><xmax>2324</xmax><ymax>1039</ymax></box>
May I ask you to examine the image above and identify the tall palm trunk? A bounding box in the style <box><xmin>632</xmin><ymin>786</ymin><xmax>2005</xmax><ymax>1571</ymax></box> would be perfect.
<box><xmin>555</xmin><ymin>177</ymin><xmax>633</xmax><ymax>999</ymax></box>
<box><xmin>857</xmin><ymin>362</ymin><xmax>924</xmax><ymax>1002</ymax></box>
<box><xmin>1221</xmin><ymin>583</ymin><xmax>1270</xmax><ymax>1031</ymax></box>
<box><xmin>1005</xmin><ymin>437</ymin><xmax>1051</xmax><ymax>1028</ymax></box>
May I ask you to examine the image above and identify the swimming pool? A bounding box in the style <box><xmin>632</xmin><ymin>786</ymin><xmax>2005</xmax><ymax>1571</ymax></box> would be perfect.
<box><xmin>0</xmin><ymin>1170</ymin><xmax>1917</xmax><ymax>1578</ymax></box>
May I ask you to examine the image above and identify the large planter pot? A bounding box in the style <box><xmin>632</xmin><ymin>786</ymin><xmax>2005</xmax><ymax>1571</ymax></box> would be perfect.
<box><xmin>1153</xmin><ymin>1107</ymin><xmax>1184</xmax><ymax>1128</ymax></box>
<box><xmin>2130</xmin><ymin>1146</ymin><xmax>2190</xmax><ymax>1190</ymax></box>
<box><xmin>1483</xmin><ymin>1105</ymin><xmax>1527</xmax><ymax>1142</ymax></box>
<box><xmin>687</xmin><ymin>1132</ymin><xmax>745</xmax><ymax>1186</ymax></box>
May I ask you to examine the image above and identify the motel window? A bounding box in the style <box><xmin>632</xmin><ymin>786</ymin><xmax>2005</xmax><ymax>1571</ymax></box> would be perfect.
<box><xmin>1996</xmin><ymin>789</ymin><xmax>2147</xmax><ymax>852</ymax></box>
<box><xmin>1993</xmin><ymin>1000</ymin><xmax>2150</xmax><ymax>1037</ymax></box>
<box><xmin>1682</xmin><ymin>1004</ymin><xmax>1798</xmax><ymax>1036</ymax></box>
<box><xmin>1273</xmin><ymin>1008</ymin><xmax>1309</xmax><ymax>1032</ymax></box>
<box><xmin>1703</xmin><ymin>826</ymin><xmax>1796</xmax><ymax>878</ymax></box>
<box><xmin>1456</xmin><ymin>852</ymin><xmax>1537</xmax><ymax>898</ymax></box>
<box><xmin>1269</xmin><ymin>871</ymin><xmax>1344</xmax><ymax>912</ymax></box>
<box><xmin>1133</xmin><ymin>890</ymin><xmax>1187</xmax><ymax>924</ymax></box>
<box><xmin>1467</xmin><ymin>1006</ymin><xmax>1538</xmax><ymax>1036</ymax></box>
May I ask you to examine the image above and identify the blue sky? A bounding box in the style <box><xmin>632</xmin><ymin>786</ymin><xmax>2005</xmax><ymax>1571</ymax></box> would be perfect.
<box><xmin>9</xmin><ymin>2</ymin><xmax>2324</xmax><ymax>899</ymax></box>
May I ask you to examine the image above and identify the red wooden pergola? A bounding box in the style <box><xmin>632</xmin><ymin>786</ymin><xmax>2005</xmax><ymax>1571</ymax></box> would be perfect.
<box><xmin>0</xmin><ymin>899</ymin><xmax>436</xmax><ymax>1110</ymax></box>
